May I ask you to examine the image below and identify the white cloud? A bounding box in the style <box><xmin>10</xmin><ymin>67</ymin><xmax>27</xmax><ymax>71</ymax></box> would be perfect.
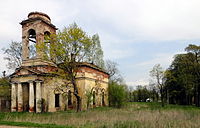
<box><xmin>135</xmin><ymin>52</ymin><xmax>186</xmax><ymax>69</ymax></box>
<box><xmin>126</xmin><ymin>78</ymin><xmax>149</xmax><ymax>88</ymax></box>
<box><xmin>0</xmin><ymin>0</ymin><xmax>199</xmax><ymax>84</ymax></box>
<box><xmin>68</xmin><ymin>0</ymin><xmax>200</xmax><ymax>41</ymax></box>
<box><xmin>136</xmin><ymin>53</ymin><xmax>174</xmax><ymax>68</ymax></box>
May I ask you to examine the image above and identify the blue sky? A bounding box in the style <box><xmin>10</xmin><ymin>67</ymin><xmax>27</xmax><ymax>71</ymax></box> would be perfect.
<box><xmin>0</xmin><ymin>0</ymin><xmax>199</xmax><ymax>87</ymax></box>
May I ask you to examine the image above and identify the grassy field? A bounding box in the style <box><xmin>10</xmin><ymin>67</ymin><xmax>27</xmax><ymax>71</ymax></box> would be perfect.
<box><xmin>0</xmin><ymin>102</ymin><xmax>200</xmax><ymax>128</ymax></box>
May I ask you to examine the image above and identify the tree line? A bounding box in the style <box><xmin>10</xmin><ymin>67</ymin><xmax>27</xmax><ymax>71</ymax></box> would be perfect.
<box><xmin>128</xmin><ymin>44</ymin><xmax>200</xmax><ymax>107</ymax></box>
<box><xmin>165</xmin><ymin>44</ymin><xmax>200</xmax><ymax>106</ymax></box>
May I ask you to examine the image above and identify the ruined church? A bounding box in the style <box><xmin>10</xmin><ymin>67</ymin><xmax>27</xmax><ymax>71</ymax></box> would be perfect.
<box><xmin>10</xmin><ymin>12</ymin><xmax>109</xmax><ymax>112</ymax></box>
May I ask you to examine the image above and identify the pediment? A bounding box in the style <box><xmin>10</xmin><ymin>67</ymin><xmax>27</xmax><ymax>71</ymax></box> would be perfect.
<box><xmin>16</xmin><ymin>68</ymin><xmax>33</xmax><ymax>75</ymax></box>
<box><xmin>10</xmin><ymin>67</ymin><xmax>42</xmax><ymax>77</ymax></box>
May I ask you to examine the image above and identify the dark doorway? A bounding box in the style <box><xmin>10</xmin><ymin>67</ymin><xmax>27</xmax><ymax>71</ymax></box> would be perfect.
<box><xmin>34</xmin><ymin>83</ymin><xmax>36</xmax><ymax>112</ymax></box>
<box><xmin>102</xmin><ymin>92</ymin><xmax>105</xmax><ymax>106</ymax></box>
<box><xmin>55</xmin><ymin>94</ymin><xmax>60</xmax><ymax>107</ymax></box>
<box><xmin>93</xmin><ymin>91</ymin><xmax>96</xmax><ymax>107</ymax></box>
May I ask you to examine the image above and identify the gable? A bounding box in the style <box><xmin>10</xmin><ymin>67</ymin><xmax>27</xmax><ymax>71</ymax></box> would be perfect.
<box><xmin>10</xmin><ymin>67</ymin><xmax>41</xmax><ymax>77</ymax></box>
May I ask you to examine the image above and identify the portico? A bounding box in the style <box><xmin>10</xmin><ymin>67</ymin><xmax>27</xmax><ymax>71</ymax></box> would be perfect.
<box><xmin>11</xmin><ymin>80</ymin><xmax>42</xmax><ymax>113</ymax></box>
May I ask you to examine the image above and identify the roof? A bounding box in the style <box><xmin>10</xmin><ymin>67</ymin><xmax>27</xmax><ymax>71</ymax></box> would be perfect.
<box><xmin>28</xmin><ymin>12</ymin><xmax>51</xmax><ymax>21</ymax></box>
<box><xmin>77</xmin><ymin>62</ymin><xmax>109</xmax><ymax>75</ymax></box>
<box><xmin>10</xmin><ymin>62</ymin><xmax>109</xmax><ymax>78</ymax></box>
<box><xmin>20</xmin><ymin>17</ymin><xmax>57</xmax><ymax>29</ymax></box>
<box><xmin>9</xmin><ymin>66</ymin><xmax>56</xmax><ymax>78</ymax></box>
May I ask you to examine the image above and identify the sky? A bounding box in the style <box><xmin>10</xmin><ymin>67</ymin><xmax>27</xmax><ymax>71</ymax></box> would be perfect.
<box><xmin>0</xmin><ymin>0</ymin><xmax>200</xmax><ymax>87</ymax></box>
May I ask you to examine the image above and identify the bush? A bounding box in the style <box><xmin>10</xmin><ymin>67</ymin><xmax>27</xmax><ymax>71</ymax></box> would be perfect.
<box><xmin>0</xmin><ymin>77</ymin><xmax>10</xmax><ymax>97</ymax></box>
<box><xmin>108</xmin><ymin>82</ymin><xmax>126</xmax><ymax>108</ymax></box>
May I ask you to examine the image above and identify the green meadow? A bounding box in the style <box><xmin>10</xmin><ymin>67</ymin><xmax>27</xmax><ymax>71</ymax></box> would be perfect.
<box><xmin>0</xmin><ymin>102</ymin><xmax>200</xmax><ymax>128</ymax></box>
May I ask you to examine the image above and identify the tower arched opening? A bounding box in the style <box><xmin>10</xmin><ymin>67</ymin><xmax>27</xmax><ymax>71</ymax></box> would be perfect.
<box><xmin>28</xmin><ymin>29</ymin><xmax>36</xmax><ymax>58</ymax></box>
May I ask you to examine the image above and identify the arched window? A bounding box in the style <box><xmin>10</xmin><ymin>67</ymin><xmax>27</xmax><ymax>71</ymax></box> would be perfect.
<box><xmin>28</xmin><ymin>29</ymin><xmax>36</xmax><ymax>58</ymax></box>
<box><xmin>55</xmin><ymin>94</ymin><xmax>60</xmax><ymax>107</ymax></box>
<box><xmin>44</xmin><ymin>31</ymin><xmax>51</xmax><ymax>59</ymax></box>
<box><xmin>102</xmin><ymin>92</ymin><xmax>105</xmax><ymax>106</ymax></box>
<box><xmin>44</xmin><ymin>31</ymin><xmax>51</xmax><ymax>43</ymax></box>
<box><xmin>93</xmin><ymin>91</ymin><xmax>96</xmax><ymax>106</ymax></box>
<box><xmin>68</xmin><ymin>90</ymin><xmax>72</xmax><ymax>107</ymax></box>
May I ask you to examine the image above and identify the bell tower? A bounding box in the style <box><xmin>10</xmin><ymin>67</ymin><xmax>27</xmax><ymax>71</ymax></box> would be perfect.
<box><xmin>20</xmin><ymin>12</ymin><xmax>57</xmax><ymax>66</ymax></box>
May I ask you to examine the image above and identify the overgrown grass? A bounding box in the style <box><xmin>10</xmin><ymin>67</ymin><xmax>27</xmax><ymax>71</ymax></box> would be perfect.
<box><xmin>1</xmin><ymin>102</ymin><xmax>200</xmax><ymax>128</ymax></box>
<box><xmin>0</xmin><ymin>121</ymin><xmax>72</xmax><ymax>128</ymax></box>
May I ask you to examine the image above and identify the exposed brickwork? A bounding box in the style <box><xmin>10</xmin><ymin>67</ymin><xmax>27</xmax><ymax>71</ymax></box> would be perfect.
<box><xmin>79</xmin><ymin>66</ymin><xmax>109</xmax><ymax>79</ymax></box>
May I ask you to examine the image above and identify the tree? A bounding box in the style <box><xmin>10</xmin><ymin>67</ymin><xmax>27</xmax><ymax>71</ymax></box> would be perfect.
<box><xmin>86</xmin><ymin>34</ymin><xmax>104</xmax><ymax>68</ymax></box>
<box><xmin>104</xmin><ymin>59</ymin><xmax>127</xmax><ymax>107</ymax></box>
<box><xmin>104</xmin><ymin>60</ymin><xmax>124</xmax><ymax>84</ymax></box>
<box><xmin>148</xmin><ymin>82</ymin><xmax>159</xmax><ymax>102</ymax></box>
<box><xmin>38</xmin><ymin>23</ymin><xmax>96</xmax><ymax>111</ymax></box>
<box><xmin>164</xmin><ymin>45</ymin><xmax>199</xmax><ymax>106</ymax></box>
<box><xmin>150</xmin><ymin>64</ymin><xmax>165</xmax><ymax>107</ymax></box>
<box><xmin>0</xmin><ymin>77</ymin><xmax>11</xmax><ymax>98</ymax></box>
<box><xmin>185</xmin><ymin>44</ymin><xmax>200</xmax><ymax>106</ymax></box>
<box><xmin>3</xmin><ymin>41</ymin><xmax>36</xmax><ymax>70</ymax></box>
<box><xmin>2</xmin><ymin>41</ymin><xmax>22</xmax><ymax>70</ymax></box>
<box><xmin>108</xmin><ymin>81</ymin><xmax>126</xmax><ymax>108</ymax></box>
<box><xmin>167</xmin><ymin>54</ymin><xmax>196</xmax><ymax>105</ymax></box>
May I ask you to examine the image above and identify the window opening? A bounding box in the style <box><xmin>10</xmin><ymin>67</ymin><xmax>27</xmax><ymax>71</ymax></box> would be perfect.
<box><xmin>68</xmin><ymin>91</ymin><xmax>72</xmax><ymax>106</ymax></box>
<box><xmin>28</xmin><ymin>29</ymin><xmax>36</xmax><ymax>58</ymax></box>
<box><xmin>55</xmin><ymin>94</ymin><xmax>60</xmax><ymax>107</ymax></box>
<box><xmin>44</xmin><ymin>31</ymin><xmax>51</xmax><ymax>59</ymax></box>
<box><xmin>93</xmin><ymin>91</ymin><xmax>96</xmax><ymax>106</ymax></box>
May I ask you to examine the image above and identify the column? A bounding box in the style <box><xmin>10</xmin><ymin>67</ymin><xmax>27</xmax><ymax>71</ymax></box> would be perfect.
<box><xmin>29</xmin><ymin>81</ymin><xmax>34</xmax><ymax>112</ymax></box>
<box><xmin>36</xmin><ymin>33</ymin><xmax>44</xmax><ymax>58</ymax></box>
<box><xmin>36</xmin><ymin>81</ymin><xmax>42</xmax><ymax>113</ymax></box>
<box><xmin>11</xmin><ymin>83</ymin><xmax>17</xmax><ymax>112</ymax></box>
<box><xmin>17</xmin><ymin>83</ymin><xmax>23</xmax><ymax>112</ymax></box>
<box><xmin>22</xmin><ymin>33</ymin><xmax>29</xmax><ymax>60</ymax></box>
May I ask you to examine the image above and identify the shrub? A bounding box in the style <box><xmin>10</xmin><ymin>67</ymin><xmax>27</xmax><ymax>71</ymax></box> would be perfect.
<box><xmin>108</xmin><ymin>81</ymin><xmax>126</xmax><ymax>108</ymax></box>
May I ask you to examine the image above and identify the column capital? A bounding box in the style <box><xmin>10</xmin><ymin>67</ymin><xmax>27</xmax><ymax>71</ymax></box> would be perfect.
<box><xmin>11</xmin><ymin>82</ymin><xmax>17</xmax><ymax>85</ymax></box>
<box><xmin>28</xmin><ymin>80</ymin><xmax>34</xmax><ymax>83</ymax></box>
<box><xmin>11</xmin><ymin>81</ymin><xmax>20</xmax><ymax>84</ymax></box>
<box><xmin>35</xmin><ymin>79</ymin><xmax>43</xmax><ymax>83</ymax></box>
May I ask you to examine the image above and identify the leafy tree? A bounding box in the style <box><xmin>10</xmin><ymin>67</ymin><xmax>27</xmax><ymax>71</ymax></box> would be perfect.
<box><xmin>38</xmin><ymin>23</ymin><xmax>95</xmax><ymax>111</ymax></box>
<box><xmin>185</xmin><ymin>44</ymin><xmax>200</xmax><ymax>106</ymax></box>
<box><xmin>150</xmin><ymin>64</ymin><xmax>165</xmax><ymax>107</ymax></box>
<box><xmin>148</xmin><ymin>82</ymin><xmax>159</xmax><ymax>102</ymax></box>
<box><xmin>86</xmin><ymin>34</ymin><xmax>104</xmax><ymax>68</ymax></box>
<box><xmin>104</xmin><ymin>59</ymin><xmax>127</xmax><ymax>107</ymax></box>
<box><xmin>0</xmin><ymin>77</ymin><xmax>11</xmax><ymax>98</ymax></box>
<box><xmin>165</xmin><ymin>54</ymin><xmax>196</xmax><ymax>105</ymax></box>
<box><xmin>164</xmin><ymin>44</ymin><xmax>200</xmax><ymax>106</ymax></box>
<box><xmin>129</xmin><ymin>85</ymin><xmax>157</xmax><ymax>102</ymax></box>
<box><xmin>108</xmin><ymin>81</ymin><xmax>126</xmax><ymax>108</ymax></box>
